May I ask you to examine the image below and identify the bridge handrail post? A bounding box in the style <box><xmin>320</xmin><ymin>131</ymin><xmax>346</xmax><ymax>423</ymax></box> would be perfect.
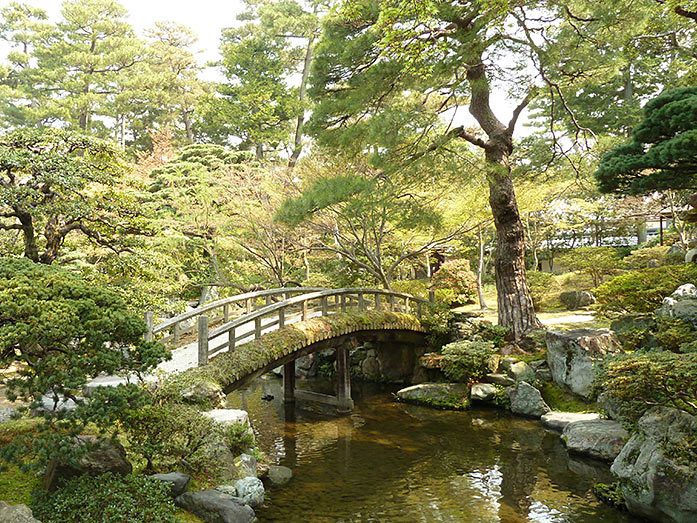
<box><xmin>173</xmin><ymin>321</ymin><xmax>180</xmax><ymax>345</ymax></box>
<box><xmin>302</xmin><ymin>300</ymin><xmax>308</xmax><ymax>321</ymax></box>
<box><xmin>340</xmin><ymin>294</ymin><xmax>346</xmax><ymax>312</ymax></box>
<box><xmin>223</xmin><ymin>303</ymin><xmax>230</xmax><ymax>322</ymax></box>
<box><xmin>279</xmin><ymin>308</ymin><xmax>285</xmax><ymax>328</ymax></box>
<box><xmin>254</xmin><ymin>316</ymin><xmax>262</xmax><ymax>339</ymax></box>
<box><xmin>198</xmin><ymin>315</ymin><xmax>209</xmax><ymax>366</ymax></box>
<box><xmin>321</xmin><ymin>296</ymin><xmax>328</xmax><ymax>316</ymax></box>
<box><xmin>375</xmin><ymin>293</ymin><xmax>381</xmax><ymax>311</ymax></box>
<box><xmin>389</xmin><ymin>294</ymin><xmax>395</xmax><ymax>311</ymax></box>
<box><xmin>144</xmin><ymin>311</ymin><xmax>154</xmax><ymax>342</ymax></box>
<box><xmin>358</xmin><ymin>293</ymin><xmax>365</xmax><ymax>311</ymax></box>
<box><xmin>429</xmin><ymin>289</ymin><xmax>435</xmax><ymax>303</ymax></box>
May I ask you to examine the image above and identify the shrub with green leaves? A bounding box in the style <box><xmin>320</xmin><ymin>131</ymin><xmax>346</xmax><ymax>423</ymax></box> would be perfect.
<box><xmin>557</xmin><ymin>246</ymin><xmax>621</xmax><ymax>288</ymax></box>
<box><xmin>430</xmin><ymin>259</ymin><xmax>477</xmax><ymax>306</ymax></box>
<box><xmin>595</xmin><ymin>351</ymin><xmax>697</xmax><ymax>425</ymax></box>
<box><xmin>221</xmin><ymin>422</ymin><xmax>256</xmax><ymax>457</ymax></box>
<box><xmin>0</xmin><ymin>258</ymin><xmax>169</xmax><ymax>471</ymax></box>
<box><xmin>622</xmin><ymin>245</ymin><xmax>670</xmax><ymax>269</ymax></box>
<box><xmin>441</xmin><ymin>340</ymin><xmax>498</xmax><ymax>382</ymax></box>
<box><xmin>595</xmin><ymin>264</ymin><xmax>697</xmax><ymax>315</ymax></box>
<box><xmin>526</xmin><ymin>271</ymin><xmax>556</xmax><ymax>311</ymax></box>
<box><xmin>32</xmin><ymin>473</ymin><xmax>176</xmax><ymax>523</ymax></box>
<box><xmin>121</xmin><ymin>403</ymin><xmax>218</xmax><ymax>477</ymax></box>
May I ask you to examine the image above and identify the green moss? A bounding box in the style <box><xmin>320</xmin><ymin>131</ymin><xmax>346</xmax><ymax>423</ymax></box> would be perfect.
<box><xmin>540</xmin><ymin>382</ymin><xmax>598</xmax><ymax>413</ymax></box>
<box><xmin>0</xmin><ymin>463</ymin><xmax>41</xmax><ymax>505</ymax></box>
<box><xmin>393</xmin><ymin>393</ymin><xmax>470</xmax><ymax>410</ymax></box>
<box><xmin>593</xmin><ymin>482</ymin><xmax>626</xmax><ymax>510</ymax></box>
<box><xmin>175</xmin><ymin>509</ymin><xmax>205</xmax><ymax>522</ymax></box>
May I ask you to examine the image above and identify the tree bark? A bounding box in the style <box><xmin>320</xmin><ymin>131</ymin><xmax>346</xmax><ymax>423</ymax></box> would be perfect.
<box><xmin>16</xmin><ymin>207</ymin><xmax>39</xmax><ymax>262</ymax></box>
<box><xmin>465</xmin><ymin>60</ymin><xmax>541</xmax><ymax>338</ymax></box>
<box><xmin>288</xmin><ymin>32</ymin><xmax>315</xmax><ymax>169</ymax></box>
<box><xmin>477</xmin><ymin>224</ymin><xmax>488</xmax><ymax>310</ymax></box>
<box><xmin>182</xmin><ymin>109</ymin><xmax>194</xmax><ymax>144</ymax></box>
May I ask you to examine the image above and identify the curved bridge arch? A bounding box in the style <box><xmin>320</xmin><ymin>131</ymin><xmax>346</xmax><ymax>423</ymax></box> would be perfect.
<box><xmin>158</xmin><ymin>288</ymin><xmax>432</xmax><ymax>411</ymax></box>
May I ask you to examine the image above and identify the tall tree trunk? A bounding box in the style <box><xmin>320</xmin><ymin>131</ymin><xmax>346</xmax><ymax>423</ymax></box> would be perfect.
<box><xmin>465</xmin><ymin>60</ymin><xmax>541</xmax><ymax>339</ymax></box>
<box><xmin>15</xmin><ymin>207</ymin><xmax>39</xmax><ymax>262</ymax></box>
<box><xmin>477</xmin><ymin>224</ymin><xmax>488</xmax><ymax>310</ymax></box>
<box><xmin>288</xmin><ymin>32</ymin><xmax>316</xmax><ymax>169</ymax></box>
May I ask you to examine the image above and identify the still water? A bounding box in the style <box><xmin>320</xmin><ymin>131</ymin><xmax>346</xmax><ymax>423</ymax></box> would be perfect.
<box><xmin>227</xmin><ymin>376</ymin><xmax>636</xmax><ymax>523</ymax></box>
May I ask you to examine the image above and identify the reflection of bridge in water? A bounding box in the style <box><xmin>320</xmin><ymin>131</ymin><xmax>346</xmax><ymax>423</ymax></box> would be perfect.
<box><xmin>146</xmin><ymin>288</ymin><xmax>432</xmax><ymax>412</ymax></box>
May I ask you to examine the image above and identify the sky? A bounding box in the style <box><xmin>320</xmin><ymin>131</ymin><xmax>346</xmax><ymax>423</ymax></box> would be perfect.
<box><xmin>0</xmin><ymin>0</ymin><xmax>247</xmax><ymax>68</ymax></box>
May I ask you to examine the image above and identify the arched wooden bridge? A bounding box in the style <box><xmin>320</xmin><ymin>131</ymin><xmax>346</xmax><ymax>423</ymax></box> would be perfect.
<box><xmin>145</xmin><ymin>287</ymin><xmax>432</xmax><ymax>411</ymax></box>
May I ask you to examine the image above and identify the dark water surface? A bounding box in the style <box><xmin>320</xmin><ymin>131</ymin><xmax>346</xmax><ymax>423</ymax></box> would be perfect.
<box><xmin>227</xmin><ymin>377</ymin><xmax>634</xmax><ymax>523</ymax></box>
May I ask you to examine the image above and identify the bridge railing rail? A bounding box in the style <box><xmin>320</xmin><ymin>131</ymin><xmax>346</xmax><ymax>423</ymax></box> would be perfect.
<box><xmin>146</xmin><ymin>287</ymin><xmax>434</xmax><ymax>367</ymax></box>
<box><xmin>144</xmin><ymin>287</ymin><xmax>325</xmax><ymax>346</ymax></box>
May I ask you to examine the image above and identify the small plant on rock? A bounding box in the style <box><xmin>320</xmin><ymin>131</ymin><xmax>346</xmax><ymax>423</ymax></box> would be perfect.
<box><xmin>441</xmin><ymin>340</ymin><xmax>498</xmax><ymax>383</ymax></box>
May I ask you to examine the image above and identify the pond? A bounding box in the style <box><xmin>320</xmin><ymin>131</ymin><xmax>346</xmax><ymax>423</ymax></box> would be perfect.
<box><xmin>226</xmin><ymin>376</ymin><xmax>635</xmax><ymax>523</ymax></box>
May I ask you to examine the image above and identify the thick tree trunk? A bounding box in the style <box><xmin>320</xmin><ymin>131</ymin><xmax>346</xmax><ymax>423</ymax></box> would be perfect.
<box><xmin>289</xmin><ymin>33</ymin><xmax>315</xmax><ymax>169</ymax></box>
<box><xmin>16</xmin><ymin>208</ymin><xmax>39</xmax><ymax>262</ymax></box>
<box><xmin>465</xmin><ymin>59</ymin><xmax>541</xmax><ymax>339</ymax></box>
<box><xmin>487</xmin><ymin>163</ymin><xmax>540</xmax><ymax>338</ymax></box>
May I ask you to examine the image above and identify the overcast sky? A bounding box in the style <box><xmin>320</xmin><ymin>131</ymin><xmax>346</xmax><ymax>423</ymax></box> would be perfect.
<box><xmin>0</xmin><ymin>0</ymin><xmax>246</xmax><ymax>68</ymax></box>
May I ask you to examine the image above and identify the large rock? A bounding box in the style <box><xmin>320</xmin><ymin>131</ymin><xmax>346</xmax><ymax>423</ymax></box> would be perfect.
<box><xmin>233</xmin><ymin>454</ymin><xmax>257</xmax><ymax>479</ymax></box>
<box><xmin>0</xmin><ymin>407</ymin><xmax>16</xmax><ymax>423</ymax></box>
<box><xmin>396</xmin><ymin>383</ymin><xmax>469</xmax><ymax>409</ymax></box>
<box><xmin>560</xmin><ymin>290</ymin><xmax>595</xmax><ymax>310</ymax></box>
<box><xmin>470</xmin><ymin>383</ymin><xmax>498</xmax><ymax>402</ymax></box>
<box><xmin>611</xmin><ymin>407</ymin><xmax>697</xmax><ymax>523</ymax></box>
<box><xmin>267</xmin><ymin>465</ymin><xmax>293</xmax><ymax>487</ymax></box>
<box><xmin>43</xmin><ymin>436</ymin><xmax>132</xmax><ymax>490</ymax></box>
<box><xmin>484</xmin><ymin>373</ymin><xmax>515</xmax><ymax>387</ymax></box>
<box><xmin>175</xmin><ymin>490</ymin><xmax>255</xmax><ymax>523</ymax></box>
<box><xmin>506</xmin><ymin>361</ymin><xmax>535</xmax><ymax>382</ymax></box>
<box><xmin>545</xmin><ymin>329</ymin><xmax>623</xmax><ymax>399</ymax></box>
<box><xmin>541</xmin><ymin>411</ymin><xmax>600</xmax><ymax>431</ymax></box>
<box><xmin>204</xmin><ymin>409</ymin><xmax>255</xmax><ymax>443</ymax></box>
<box><xmin>181</xmin><ymin>381</ymin><xmax>225</xmax><ymax>408</ymax></box>
<box><xmin>0</xmin><ymin>502</ymin><xmax>40</xmax><ymax>523</ymax></box>
<box><xmin>656</xmin><ymin>284</ymin><xmax>697</xmax><ymax>328</ymax></box>
<box><xmin>507</xmin><ymin>381</ymin><xmax>550</xmax><ymax>418</ymax></box>
<box><xmin>294</xmin><ymin>353</ymin><xmax>318</xmax><ymax>378</ymax></box>
<box><xmin>596</xmin><ymin>391</ymin><xmax>622</xmax><ymax>420</ymax></box>
<box><xmin>150</xmin><ymin>472</ymin><xmax>190</xmax><ymax>498</ymax></box>
<box><xmin>234</xmin><ymin>477</ymin><xmax>265</xmax><ymax>508</ymax></box>
<box><xmin>562</xmin><ymin>419</ymin><xmax>628</xmax><ymax>461</ymax></box>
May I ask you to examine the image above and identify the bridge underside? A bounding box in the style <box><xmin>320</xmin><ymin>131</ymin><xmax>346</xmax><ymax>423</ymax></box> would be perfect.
<box><xmin>175</xmin><ymin>311</ymin><xmax>427</xmax><ymax>412</ymax></box>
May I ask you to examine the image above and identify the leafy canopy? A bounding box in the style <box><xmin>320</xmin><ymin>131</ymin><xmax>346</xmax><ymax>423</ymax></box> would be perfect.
<box><xmin>595</xmin><ymin>87</ymin><xmax>697</xmax><ymax>194</ymax></box>
<box><xmin>0</xmin><ymin>257</ymin><xmax>169</xmax><ymax>470</ymax></box>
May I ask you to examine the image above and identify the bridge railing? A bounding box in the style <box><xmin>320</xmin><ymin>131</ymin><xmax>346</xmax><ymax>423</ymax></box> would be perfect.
<box><xmin>144</xmin><ymin>287</ymin><xmax>324</xmax><ymax>345</ymax></box>
<box><xmin>199</xmin><ymin>287</ymin><xmax>432</xmax><ymax>365</ymax></box>
<box><xmin>146</xmin><ymin>287</ymin><xmax>433</xmax><ymax>366</ymax></box>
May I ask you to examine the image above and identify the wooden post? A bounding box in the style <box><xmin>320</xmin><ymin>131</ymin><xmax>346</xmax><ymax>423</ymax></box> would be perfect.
<box><xmin>375</xmin><ymin>293</ymin><xmax>381</xmax><ymax>311</ymax></box>
<box><xmin>197</xmin><ymin>315</ymin><xmax>209</xmax><ymax>366</ymax></box>
<box><xmin>429</xmin><ymin>290</ymin><xmax>435</xmax><ymax>303</ymax></box>
<box><xmin>223</xmin><ymin>303</ymin><xmax>230</xmax><ymax>322</ymax></box>
<box><xmin>173</xmin><ymin>322</ymin><xmax>180</xmax><ymax>345</ymax></box>
<box><xmin>302</xmin><ymin>300</ymin><xmax>308</xmax><ymax>321</ymax></box>
<box><xmin>254</xmin><ymin>317</ymin><xmax>262</xmax><ymax>339</ymax></box>
<box><xmin>358</xmin><ymin>293</ymin><xmax>365</xmax><ymax>311</ymax></box>
<box><xmin>246</xmin><ymin>298</ymin><xmax>252</xmax><ymax>314</ymax></box>
<box><xmin>340</xmin><ymin>294</ymin><xmax>347</xmax><ymax>312</ymax></box>
<box><xmin>405</xmin><ymin>297</ymin><xmax>410</xmax><ymax>313</ymax></box>
<box><xmin>145</xmin><ymin>311</ymin><xmax>154</xmax><ymax>342</ymax></box>
<box><xmin>228</xmin><ymin>326</ymin><xmax>235</xmax><ymax>351</ymax></box>
<box><xmin>283</xmin><ymin>361</ymin><xmax>295</xmax><ymax>403</ymax></box>
<box><xmin>279</xmin><ymin>308</ymin><xmax>285</xmax><ymax>328</ymax></box>
<box><xmin>336</xmin><ymin>346</ymin><xmax>352</xmax><ymax>412</ymax></box>
<box><xmin>417</xmin><ymin>301</ymin><xmax>422</xmax><ymax>318</ymax></box>
<box><xmin>321</xmin><ymin>296</ymin><xmax>328</xmax><ymax>316</ymax></box>
<box><xmin>265</xmin><ymin>295</ymin><xmax>272</xmax><ymax>306</ymax></box>
<box><xmin>389</xmin><ymin>295</ymin><xmax>395</xmax><ymax>311</ymax></box>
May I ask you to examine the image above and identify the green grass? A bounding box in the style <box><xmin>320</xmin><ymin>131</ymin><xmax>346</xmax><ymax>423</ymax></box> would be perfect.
<box><xmin>540</xmin><ymin>382</ymin><xmax>598</xmax><ymax>413</ymax></box>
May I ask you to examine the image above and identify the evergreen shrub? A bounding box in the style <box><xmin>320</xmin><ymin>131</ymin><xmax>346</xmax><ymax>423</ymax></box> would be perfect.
<box><xmin>441</xmin><ymin>340</ymin><xmax>498</xmax><ymax>382</ymax></box>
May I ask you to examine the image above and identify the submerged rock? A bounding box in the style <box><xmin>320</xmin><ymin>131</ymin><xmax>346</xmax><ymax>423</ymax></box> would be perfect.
<box><xmin>562</xmin><ymin>419</ymin><xmax>627</xmax><ymax>461</ymax></box>
<box><xmin>541</xmin><ymin>411</ymin><xmax>600</xmax><ymax>431</ymax></box>
<box><xmin>396</xmin><ymin>383</ymin><xmax>469</xmax><ymax>409</ymax></box>
<box><xmin>507</xmin><ymin>381</ymin><xmax>550</xmax><ymax>418</ymax></box>
<box><xmin>175</xmin><ymin>490</ymin><xmax>255</xmax><ymax>523</ymax></box>
<box><xmin>267</xmin><ymin>465</ymin><xmax>293</xmax><ymax>487</ymax></box>
<box><xmin>611</xmin><ymin>407</ymin><xmax>697</xmax><ymax>523</ymax></box>
<box><xmin>545</xmin><ymin>329</ymin><xmax>623</xmax><ymax>399</ymax></box>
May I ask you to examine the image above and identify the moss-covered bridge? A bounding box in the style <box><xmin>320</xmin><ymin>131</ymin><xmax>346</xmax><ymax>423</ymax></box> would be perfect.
<box><xmin>147</xmin><ymin>288</ymin><xmax>431</xmax><ymax>411</ymax></box>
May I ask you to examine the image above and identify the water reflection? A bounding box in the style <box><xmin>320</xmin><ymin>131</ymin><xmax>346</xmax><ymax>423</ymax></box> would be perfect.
<box><xmin>226</xmin><ymin>377</ymin><xmax>634</xmax><ymax>523</ymax></box>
